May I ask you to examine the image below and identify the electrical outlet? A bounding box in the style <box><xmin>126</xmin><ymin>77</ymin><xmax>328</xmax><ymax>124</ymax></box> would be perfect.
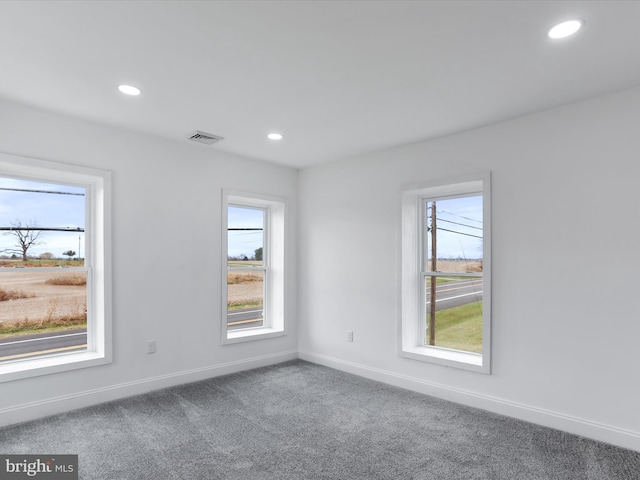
<box><xmin>347</xmin><ymin>331</ymin><xmax>354</xmax><ymax>342</ymax></box>
<box><xmin>147</xmin><ymin>340</ymin><xmax>156</xmax><ymax>354</ymax></box>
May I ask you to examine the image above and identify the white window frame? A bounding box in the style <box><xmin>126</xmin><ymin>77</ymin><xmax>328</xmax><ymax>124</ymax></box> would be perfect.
<box><xmin>0</xmin><ymin>152</ymin><xmax>112</xmax><ymax>382</ymax></box>
<box><xmin>400</xmin><ymin>172</ymin><xmax>491</xmax><ymax>374</ymax></box>
<box><xmin>222</xmin><ymin>190</ymin><xmax>286</xmax><ymax>344</ymax></box>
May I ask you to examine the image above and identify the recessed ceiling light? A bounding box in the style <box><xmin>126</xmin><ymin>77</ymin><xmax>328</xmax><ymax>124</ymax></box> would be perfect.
<box><xmin>118</xmin><ymin>84</ymin><xmax>142</xmax><ymax>96</ymax></box>
<box><xmin>267</xmin><ymin>133</ymin><xmax>283</xmax><ymax>140</ymax></box>
<box><xmin>548</xmin><ymin>19</ymin><xmax>583</xmax><ymax>39</ymax></box>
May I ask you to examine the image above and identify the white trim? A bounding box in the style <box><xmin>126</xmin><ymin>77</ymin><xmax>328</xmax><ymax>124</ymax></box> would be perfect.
<box><xmin>298</xmin><ymin>351</ymin><xmax>640</xmax><ymax>452</ymax></box>
<box><xmin>0</xmin><ymin>350</ymin><xmax>297</xmax><ymax>428</ymax></box>
<box><xmin>222</xmin><ymin>190</ymin><xmax>287</xmax><ymax>344</ymax></box>
<box><xmin>399</xmin><ymin>172</ymin><xmax>491</xmax><ymax>373</ymax></box>
<box><xmin>223</xmin><ymin>327</ymin><xmax>286</xmax><ymax>344</ymax></box>
<box><xmin>400</xmin><ymin>345</ymin><xmax>482</xmax><ymax>368</ymax></box>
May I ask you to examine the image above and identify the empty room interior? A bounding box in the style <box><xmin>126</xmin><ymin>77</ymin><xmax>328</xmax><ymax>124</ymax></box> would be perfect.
<box><xmin>1</xmin><ymin>1</ymin><xmax>640</xmax><ymax>478</ymax></box>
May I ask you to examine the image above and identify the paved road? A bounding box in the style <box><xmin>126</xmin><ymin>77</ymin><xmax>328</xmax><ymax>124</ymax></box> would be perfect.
<box><xmin>227</xmin><ymin>308</ymin><xmax>263</xmax><ymax>330</ymax></box>
<box><xmin>427</xmin><ymin>278</ymin><xmax>483</xmax><ymax>311</ymax></box>
<box><xmin>0</xmin><ymin>328</ymin><xmax>87</xmax><ymax>361</ymax></box>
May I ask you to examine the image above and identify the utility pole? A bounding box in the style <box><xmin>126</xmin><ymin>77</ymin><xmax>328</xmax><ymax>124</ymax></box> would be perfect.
<box><xmin>429</xmin><ymin>201</ymin><xmax>437</xmax><ymax>346</ymax></box>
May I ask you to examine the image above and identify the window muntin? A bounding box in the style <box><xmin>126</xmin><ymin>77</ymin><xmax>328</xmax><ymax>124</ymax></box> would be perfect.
<box><xmin>400</xmin><ymin>175</ymin><xmax>490</xmax><ymax>373</ymax></box>
<box><xmin>0</xmin><ymin>152</ymin><xmax>111</xmax><ymax>382</ymax></box>
<box><xmin>222</xmin><ymin>192</ymin><xmax>285</xmax><ymax>344</ymax></box>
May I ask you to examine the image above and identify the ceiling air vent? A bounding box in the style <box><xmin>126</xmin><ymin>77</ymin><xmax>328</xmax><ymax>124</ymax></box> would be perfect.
<box><xmin>188</xmin><ymin>130</ymin><xmax>225</xmax><ymax>145</ymax></box>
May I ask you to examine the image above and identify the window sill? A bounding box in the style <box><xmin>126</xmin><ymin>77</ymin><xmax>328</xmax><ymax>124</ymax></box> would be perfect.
<box><xmin>400</xmin><ymin>345</ymin><xmax>488</xmax><ymax>374</ymax></box>
<box><xmin>0</xmin><ymin>350</ymin><xmax>110</xmax><ymax>383</ymax></box>
<box><xmin>223</xmin><ymin>327</ymin><xmax>285</xmax><ymax>345</ymax></box>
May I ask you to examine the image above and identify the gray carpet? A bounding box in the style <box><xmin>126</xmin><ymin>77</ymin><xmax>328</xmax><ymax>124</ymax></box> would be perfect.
<box><xmin>1</xmin><ymin>360</ymin><xmax>638</xmax><ymax>479</ymax></box>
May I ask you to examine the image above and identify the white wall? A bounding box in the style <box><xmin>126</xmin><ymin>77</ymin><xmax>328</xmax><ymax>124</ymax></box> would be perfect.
<box><xmin>0</xmin><ymin>98</ymin><xmax>298</xmax><ymax>424</ymax></box>
<box><xmin>298</xmin><ymin>86</ymin><xmax>640</xmax><ymax>451</ymax></box>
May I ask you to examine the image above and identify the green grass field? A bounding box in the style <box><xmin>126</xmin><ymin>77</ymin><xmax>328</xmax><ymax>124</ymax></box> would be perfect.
<box><xmin>431</xmin><ymin>300</ymin><xmax>483</xmax><ymax>353</ymax></box>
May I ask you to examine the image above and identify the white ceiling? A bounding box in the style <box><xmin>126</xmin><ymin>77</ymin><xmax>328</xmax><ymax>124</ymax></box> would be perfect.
<box><xmin>1</xmin><ymin>1</ymin><xmax>640</xmax><ymax>169</ymax></box>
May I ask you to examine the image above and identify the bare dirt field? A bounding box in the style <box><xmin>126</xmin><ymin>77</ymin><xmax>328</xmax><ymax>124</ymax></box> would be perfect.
<box><xmin>433</xmin><ymin>260</ymin><xmax>483</xmax><ymax>273</ymax></box>
<box><xmin>228</xmin><ymin>283</ymin><xmax>263</xmax><ymax>305</ymax></box>
<box><xmin>0</xmin><ymin>270</ymin><xmax>86</xmax><ymax>325</ymax></box>
<box><xmin>227</xmin><ymin>271</ymin><xmax>263</xmax><ymax>307</ymax></box>
<box><xmin>0</xmin><ymin>260</ymin><xmax>481</xmax><ymax>324</ymax></box>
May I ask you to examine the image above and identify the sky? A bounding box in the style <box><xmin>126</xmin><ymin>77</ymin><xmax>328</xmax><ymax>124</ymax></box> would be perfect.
<box><xmin>426</xmin><ymin>195</ymin><xmax>483</xmax><ymax>262</ymax></box>
<box><xmin>0</xmin><ymin>177</ymin><xmax>85</xmax><ymax>259</ymax></box>
<box><xmin>227</xmin><ymin>205</ymin><xmax>264</xmax><ymax>259</ymax></box>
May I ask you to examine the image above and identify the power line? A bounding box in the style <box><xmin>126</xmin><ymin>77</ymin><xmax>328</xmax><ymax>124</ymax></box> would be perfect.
<box><xmin>230</xmin><ymin>232</ymin><xmax>262</xmax><ymax>237</ymax></box>
<box><xmin>0</xmin><ymin>227</ymin><xmax>84</xmax><ymax>232</ymax></box>
<box><xmin>438</xmin><ymin>209</ymin><xmax>482</xmax><ymax>224</ymax></box>
<box><xmin>436</xmin><ymin>227</ymin><xmax>483</xmax><ymax>239</ymax></box>
<box><xmin>430</xmin><ymin>217</ymin><xmax>482</xmax><ymax>231</ymax></box>
<box><xmin>0</xmin><ymin>187</ymin><xmax>84</xmax><ymax>196</ymax></box>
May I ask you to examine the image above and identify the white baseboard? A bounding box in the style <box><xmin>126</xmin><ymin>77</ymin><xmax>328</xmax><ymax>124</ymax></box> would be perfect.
<box><xmin>298</xmin><ymin>351</ymin><xmax>640</xmax><ymax>452</ymax></box>
<box><xmin>0</xmin><ymin>350</ymin><xmax>297</xmax><ymax>428</ymax></box>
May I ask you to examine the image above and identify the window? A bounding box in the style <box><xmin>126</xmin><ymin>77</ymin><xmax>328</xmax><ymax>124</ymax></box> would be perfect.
<box><xmin>227</xmin><ymin>205</ymin><xmax>266</xmax><ymax>330</ymax></box>
<box><xmin>222</xmin><ymin>191</ymin><xmax>285</xmax><ymax>343</ymax></box>
<box><xmin>400</xmin><ymin>173</ymin><xmax>491</xmax><ymax>373</ymax></box>
<box><xmin>0</xmin><ymin>152</ymin><xmax>111</xmax><ymax>382</ymax></box>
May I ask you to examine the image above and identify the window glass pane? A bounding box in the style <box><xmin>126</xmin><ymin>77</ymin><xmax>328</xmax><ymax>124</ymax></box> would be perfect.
<box><xmin>0</xmin><ymin>269</ymin><xmax>87</xmax><ymax>361</ymax></box>
<box><xmin>425</xmin><ymin>275</ymin><xmax>483</xmax><ymax>353</ymax></box>
<box><xmin>0</xmin><ymin>178</ymin><xmax>86</xmax><ymax>266</ymax></box>
<box><xmin>425</xmin><ymin>195</ymin><xmax>483</xmax><ymax>272</ymax></box>
<box><xmin>227</xmin><ymin>270</ymin><xmax>264</xmax><ymax>330</ymax></box>
<box><xmin>424</xmin><ymin>194</ymin><xmax>483</xmax><ymax>354</ymax></box>
<box><xmin>0</xmin><ymin>177</ymin><xmax>87</xmax><ymax>362</ymax></box>
<box><xmin>227</xmin><ymin>205</ymin><xmax>264</xmax><ymax>267</ymax></box>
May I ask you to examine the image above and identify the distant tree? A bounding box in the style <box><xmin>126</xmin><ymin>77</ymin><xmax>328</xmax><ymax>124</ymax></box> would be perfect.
<box><xmin>63</xmin><ymin>250</ymin><xmax>76</xmax><ymax>260</ymax></box>
<box><xmin>5</xmin><ymin>220</ymin><xmax>45</xmax><ymax>261</ymax></box>
<box><xmin>39</xmin><ymin>252</ymin><xmax>55</xmax><ymax>260</ymax></box>
<box><xmin>254</xmin><ymin>247</ymin><xmax>263</xmax><ymax>261</ymax></box>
